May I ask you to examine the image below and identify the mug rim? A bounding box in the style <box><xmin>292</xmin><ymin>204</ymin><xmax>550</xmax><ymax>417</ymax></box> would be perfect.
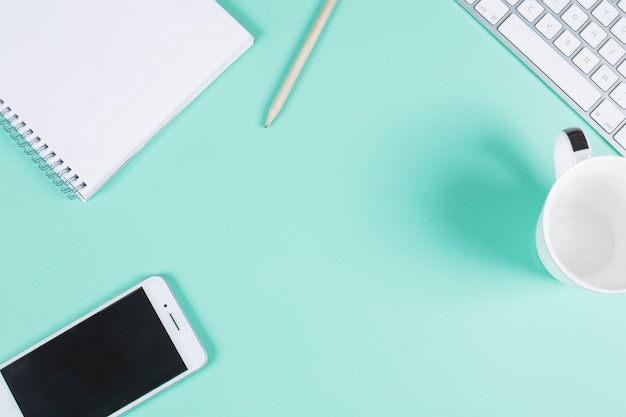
<box><xmin>541</xmin><ymin>155</ymin><xmax>626</xmax><ymax>293</ymax></box>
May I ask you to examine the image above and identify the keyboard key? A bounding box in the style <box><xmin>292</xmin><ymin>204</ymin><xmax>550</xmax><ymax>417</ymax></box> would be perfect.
<box><xmin>544</xmin><ymin>0</ymin><xmax>569</xmax><ymax>13</ymax></box>
<box><xmin>591</xmin><ymin>100</ymin><xmax>625</xmax><ymax>133</ymax></box>
<box><xmin>609</xmin><ymin>82</ymin><xmax>626</xmax><ymax>109</ymax></box>
<box><xmin>618</xmin><ymin>60</ymin><xmax>626</xmax><ymax>77</ymax></box>
<box><xmin>475</xmin><ymin>0</ymin><xmax>509</xmax><ymax>25</ymax></box>
<box><xmin>591</xmin><ymin>65</ymin><xmax>618</xmax><ymax>91</ymax></box>
<box><xmin>518</xmin><ymin>0</ymin><xmax>544</xmax><ymax>22</ymax></box>
<box><xmin>573</xmin><ymin>47</ymin><xmax>600</xmax><ymax>73</ymax></box>
<box><xmin>592</xmin><ymin>1</ymin><xmax>619</xmax><ymax>26</ymax></box>
<box><xmin>536</xmin><ymin>13</ymin><xmax>562</xmax><ymax>39</ymax></box>
<box><xmin>619</xmin><ymin>0</ymin><xmax>626</xmax><ymax>13</ymax></box>
<box><xmin>599</xmin><ymin>39</ymin><xmax>626</xmax><ymax>65</ymax></box>
<box><xmin>611</xmin><ymin>17</ymin><xmax>626</xmax><ymax>43</ymax></box>
<box><xmin>555</xmin><ymin>30</ymin><xmax>582</xmax><ymax>56</ymax></box>
<box><xmin>577</xmin><ymin>0</ymin><xmax>598</xmax><ymax>9</ymax></box>
<box><xmin>614</xmin><ymin>125</ymin><xmax>626</xmax><ymax>148</ymax></box>
<box><xmin>498</xmin><ymin>14</ymin><xmax>601</xmax><ymax>111</ymax></box>
<box><xmin>563</xmin><ymin>4</ymin><xmax>589</xmax><ymax>30</ymax></box>
<box><xmin>580</xmin><ymin>21</ymin><xmax>607</xmax><ymax>47</ymax></box>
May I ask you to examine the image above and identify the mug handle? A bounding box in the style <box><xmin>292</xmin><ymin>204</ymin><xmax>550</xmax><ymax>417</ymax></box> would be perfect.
<box><xmin>554</xmin><ymin>128</ymin><xmax>593</xmax><ymax>179</ymax></box>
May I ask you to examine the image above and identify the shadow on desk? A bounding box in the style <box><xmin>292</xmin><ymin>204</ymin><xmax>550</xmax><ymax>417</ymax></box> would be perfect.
<box><xmin>424</xmin><ymin>131</ymin><xmax>550</xmax><ymax>276</ymax></box>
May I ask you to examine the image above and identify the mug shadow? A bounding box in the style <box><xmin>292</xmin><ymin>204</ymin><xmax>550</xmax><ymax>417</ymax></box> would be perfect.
<box><xmin>428</xmin><ymin>133</ymin><xmax>550</xmax><ymax>275</ymax></box>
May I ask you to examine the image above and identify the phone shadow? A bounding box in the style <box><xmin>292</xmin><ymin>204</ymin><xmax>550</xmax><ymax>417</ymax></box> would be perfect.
<box><xmin>159</xmin><ymin>273</ymin><xmax>217</xmax><ymax>368</ymax></box>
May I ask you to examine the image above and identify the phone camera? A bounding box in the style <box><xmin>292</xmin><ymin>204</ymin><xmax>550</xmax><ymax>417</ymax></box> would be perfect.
<box><xmin>164</xmin><ymin>304</ymin><xmax>168</xmax><ymax>308</ymax></box>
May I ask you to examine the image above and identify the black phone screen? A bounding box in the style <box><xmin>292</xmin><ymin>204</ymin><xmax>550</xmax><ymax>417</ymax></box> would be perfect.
<box><xmin>1</xmin><ymin>288</ymin><xmax>187</xmax><ymax>417</ymax></box>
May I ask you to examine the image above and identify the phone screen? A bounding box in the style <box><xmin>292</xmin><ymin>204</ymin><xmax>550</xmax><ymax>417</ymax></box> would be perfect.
<box><xmin>1</xmin><ymin>288</ymin><xmax>187</xmax><ymax>417</ymax></box>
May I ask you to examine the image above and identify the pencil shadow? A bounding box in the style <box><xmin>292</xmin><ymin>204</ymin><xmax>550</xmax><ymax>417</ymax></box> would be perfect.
<box><xmin>158</xmin><ymin>272</ymin><xmax>217</xmax><ymax>368</ymax></box>
<box><xmin>424</xmin><ymin>133</ymin><xmax>550</xmax><ymax>275</ymax></box>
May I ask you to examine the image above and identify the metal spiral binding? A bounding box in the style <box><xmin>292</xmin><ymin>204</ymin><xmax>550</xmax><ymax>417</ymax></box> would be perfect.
<box><xmin>0</xmin><ymin>98</ymin><xmax>86</xmax><ymax>200</ymax></box>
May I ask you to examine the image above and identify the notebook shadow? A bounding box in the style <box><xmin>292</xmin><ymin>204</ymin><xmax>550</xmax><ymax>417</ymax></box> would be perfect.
<box><xmin>427</xmin><ymin>134</ymin><xmax>550</xmax><ymax>275</ymax></box>
<box><xmin>218</xmin><ymin>0</ymin><xmax>262</xmax><ymax>38</ymax></box>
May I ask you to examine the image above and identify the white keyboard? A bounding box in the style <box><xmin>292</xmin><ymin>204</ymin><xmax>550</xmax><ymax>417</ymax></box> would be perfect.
<box><xmin>457</xmin><ymin>0</ymin><xmax>626</xmax><ymax>154</ymax></box>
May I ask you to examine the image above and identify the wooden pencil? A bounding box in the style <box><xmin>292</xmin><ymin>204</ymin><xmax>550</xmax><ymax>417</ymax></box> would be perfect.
<box><xmin>264</xmin><ymin>0</ymin><xmax>338</xmax><ymax>128</ymax></box>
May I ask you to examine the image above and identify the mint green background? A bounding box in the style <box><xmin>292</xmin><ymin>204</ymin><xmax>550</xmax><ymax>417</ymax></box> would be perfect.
<box><xmin>2</xmin><ymin>1</ymin><xmax>626</xmax><ymax>416</ymax></box>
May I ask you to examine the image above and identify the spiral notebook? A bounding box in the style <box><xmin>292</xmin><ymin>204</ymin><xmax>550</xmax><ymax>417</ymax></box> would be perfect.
<box><xmin>0</xmin><ymin>0</ymin><xmax>253</xmax><ymax>201</ymax></box>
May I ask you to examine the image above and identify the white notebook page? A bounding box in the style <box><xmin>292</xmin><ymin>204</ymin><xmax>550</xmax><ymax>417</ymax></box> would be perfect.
<box><xmin>0</xmin><ymin>0</ymin><xmax>253</xmax><ymax>200</ymax></box>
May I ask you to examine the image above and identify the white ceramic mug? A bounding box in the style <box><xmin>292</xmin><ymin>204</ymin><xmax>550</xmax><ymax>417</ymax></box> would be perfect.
<box><xmin>536</xmin><ymin>128</ymin><xmax>626</xmax><ymax>293</ymax></box>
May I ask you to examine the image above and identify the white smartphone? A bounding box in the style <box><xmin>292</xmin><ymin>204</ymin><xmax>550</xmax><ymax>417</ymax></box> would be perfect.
<box><xmin>0</xmin><ymin>276</ymin><xmax>207</xmax><ymax>417</ymax></box>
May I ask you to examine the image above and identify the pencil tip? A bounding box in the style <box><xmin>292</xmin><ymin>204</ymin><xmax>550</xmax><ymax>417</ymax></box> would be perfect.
<box><xmin>264</xmin><ymin>111</ymin><xmax>276</xmax><ymax>128</ymax></box>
